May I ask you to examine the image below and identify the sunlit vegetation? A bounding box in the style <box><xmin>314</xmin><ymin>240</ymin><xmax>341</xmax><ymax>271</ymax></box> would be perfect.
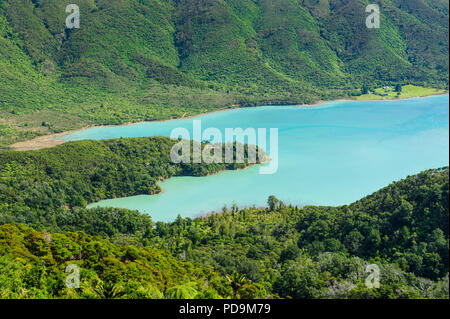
<box><xmin>0</xmin><ymin>223</ymin><xmax>264</xmax><ymax>299</ymax></box>
<box><xmin>0</xmin><ymin>0</ymin><xmax>448</xmax><ymax>300</ymax></box>
<box><xmin>0</xmin><ymin>137</ymin><xmax>264</xmax><ymax>229</ymax></box>
<box><xmin>356</xmin><ymin>85</ymin><xmax>447</xmax><ymax>100</ymax></box>
<box><xmin>0</xmin><ymin>162</ymin><xmax>448</xmax><ymax>298</ymax></box>
<box><xmin>146</xmin><ymin>168</ymin><xmax>449</xmax><ymax>299</ymax></box>
<box><xmin>0</xmin><ymin>0</ymin><xmax>448</xmax><ymax>146</ymax></box>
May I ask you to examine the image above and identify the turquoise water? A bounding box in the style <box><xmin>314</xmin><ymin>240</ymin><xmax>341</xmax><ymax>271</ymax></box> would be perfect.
<box><xmin>64</xmin><ymin>95</ymin><xmax>449</xmax><ymax>222</ymax></box>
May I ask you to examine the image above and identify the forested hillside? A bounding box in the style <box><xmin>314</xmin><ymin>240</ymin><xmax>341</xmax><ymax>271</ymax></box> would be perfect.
<box><xmin>147</xmin><ymin>168</ymin><xmax>449</xmax><ymax>298</ymax></box>
<box><xmin>0</xmin><ymin>136</ymin><xmax>263</xmax><ymax>236</ymax></box>
<box><xmin>0</xmin><ymin>0</ymin><xmax>448</xmax><ymax>300</ymax></box>
<box><xmin>0</xmin><ymin>223</ymin><xmax>261</xmax><ymax>298</ymax></box>
<box><xmin>1</xmin><ymin>0</ymin><xmax>448</xmax><ymax>146</ymax></box>
<box><xmin>0</xmin><ymin>162</ymin><xmax>448</xmax><ymax>298</ymax></box>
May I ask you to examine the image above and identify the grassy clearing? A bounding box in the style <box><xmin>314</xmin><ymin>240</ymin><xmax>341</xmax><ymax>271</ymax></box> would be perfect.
<box><xmin>356</xmin><ymin>85</ymin><xmax>448</xmax><ymax>101</ymax></box>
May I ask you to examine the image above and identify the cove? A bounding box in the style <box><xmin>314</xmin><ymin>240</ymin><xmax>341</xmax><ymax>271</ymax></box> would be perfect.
<box><xmin>63</xmin><ymin>95</ymin><xmax>450</xmax><ymax>222</ymax></box>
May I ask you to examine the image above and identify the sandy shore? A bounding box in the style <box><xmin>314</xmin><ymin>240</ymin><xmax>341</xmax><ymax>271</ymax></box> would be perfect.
<box><xmin>9</xmin><ymin>107</ymin><xmax>237</xmax><ymax>151</ymax></box>
<box><xmin>8</xmin><ymin>92</ymin><xmax>448</xmax><ymax>151</ymax></box>
<box><xmin>10</xmin><ymin>130</ymin><xmax>77</xmax><ymax>151</ymax></box>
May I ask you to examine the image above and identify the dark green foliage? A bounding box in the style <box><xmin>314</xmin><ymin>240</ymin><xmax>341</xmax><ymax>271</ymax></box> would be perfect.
<box><xmin>362</xmin><ymin>84</ymin><xmax>370</xmax><ymax>95</ymax></box>
<box><xmin>145</xmin><ymin>168</ymin><xmax>449</xmax><ymax>298</ymax></box>
<box><xmin>294</xmin><ymin>168</ymin><xmax>449</xmax><ymax>279</ymax></box>
<box><xmin>0</xmin><ymin>136</ymin><xmax>259</xmax><ymax>207</ymax></box>
<box><xmin>267</xmin><ymin>195</ymin><xmax>279</xmax><ymax>211</ymax></box>
<box><xmin>0</xmin><ymin>136</ymin><xmax>263</xmax><ymax>237</ymax></box>
<box><xmin>0</xmin><ymin>147</ymin><xmax>449</xmax><ymax>298</ymax></box>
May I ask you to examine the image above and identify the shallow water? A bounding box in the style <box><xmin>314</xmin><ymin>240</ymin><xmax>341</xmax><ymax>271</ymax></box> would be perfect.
<box><xmin>64</xmin><ymin>95</ymin><xmax>450</xmax><ymax>222</ymax></box>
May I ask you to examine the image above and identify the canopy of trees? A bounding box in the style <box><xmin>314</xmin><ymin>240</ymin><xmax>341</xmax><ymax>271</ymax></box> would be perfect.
<box><xmin>0</xmin><ymin>158</ymin><xmax>448</xmax><ymax>298</ymax></box>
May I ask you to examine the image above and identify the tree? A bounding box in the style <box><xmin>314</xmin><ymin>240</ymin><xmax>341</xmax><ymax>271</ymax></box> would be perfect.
<box><xmin>165</xmin><ymin>282</ymin><xmax>198</xmax><ymax>299</ymax></box>
<box><xmin>279</xmin><ymin>244</ymin><xmax>301</xmax><ymax>263</ymax></box>
<box><xmin>267</xmin><ymin>195</ymin><xmax>279</xmax><ymax>211</ymax></box>
<box><xmin>362</xmin><ymin>85</ymin><xmax>370</xmax><ymax>95</ymax></box>
<box><xmin>231</xmin><ymin>202</ymin><xmax>239</xmax><ymax>214</ymax></box>
<box><xmin>226</xmin><ymin>272</ymin><xmax>248</xmax><ymax>298</ymax></box>
<box><xmin>395</xmin><ymin>84</ymin><xmax>402</xmax><ymax>93</ymax></box>
<box><xmin>93</xmin><ymin>281</ymin><xmax>126</xmax><ymax>299</ymax></box>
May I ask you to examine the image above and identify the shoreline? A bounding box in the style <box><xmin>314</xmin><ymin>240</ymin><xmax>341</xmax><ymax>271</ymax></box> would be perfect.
<box><xmin>88</xmin><ymin>156</ymin><xmax>270</xmax><ymax>208</ymax></box>
<box><xmin>8</xmin><ymin>92</ymin><xmax>449</xmax><ymax>151</ymax></box>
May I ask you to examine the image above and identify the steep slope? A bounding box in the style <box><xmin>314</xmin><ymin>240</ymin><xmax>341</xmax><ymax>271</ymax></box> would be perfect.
<box><xmin>149</xmin><ymin>167</ymin><xmax>449</xmax><ymax>298</ymax></box>
<box><xmin>0</xmin><ymin>0</ymin><xmax>448</xmax><ymax>146</ymax></box>
<box><xmin>0</xmin><ymin>168</ymin><xmax>448</xmax><ymax>299</ymax></box>
<box><xmin>0</xmin><ymin>136</ymin><xmax>263</xmax><ymax>217</ymax></box>
<box><xmin>0</xmin><ymin>223</ymin><xmax>250</xmax><ymax>298</ymax></box>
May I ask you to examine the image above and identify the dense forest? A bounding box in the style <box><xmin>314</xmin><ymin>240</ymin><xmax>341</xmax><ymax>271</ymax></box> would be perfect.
<box><xmin>0</xmin><ymin>138</ymin><xmax>448</xmax><ymax>299</ymax></box>
<box><xmin>146</xmin><ymin>168</ymin><xmax>449</xmax><ymax>298</ymax></box>
<box><xmin>0</xmin><ymin>137</ymin><xmax>264</xmax><ymax>233</ymax></box>
<box><xmin>0</xmin><ymin>0</ymin><xmax>448</xmax><ymax>300</ymax></box>
<box><xmin>0</xmin><ymin>223</ymin><xmax>258</xmax><ymax>299</ymax></box>
<box><xmin>1</xmin><ymin>0</ymin><xmax>448</xmax><ymax>146</ymax></box>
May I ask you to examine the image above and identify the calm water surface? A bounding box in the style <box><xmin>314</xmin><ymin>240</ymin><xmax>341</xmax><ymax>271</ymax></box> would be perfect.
<box><xmin>64</xmin><ymin>95</ymin><xmax>449</xmax><ymax>222</ymax></box>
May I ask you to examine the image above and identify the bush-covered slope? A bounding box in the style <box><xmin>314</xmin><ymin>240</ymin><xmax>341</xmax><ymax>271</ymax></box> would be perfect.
<box><xmin>0</xmin><ymin>168</ymin><xmax>448</xmax><ymax>299</ymax></box>
<box><xmin>147</xmin><ymin>168</ymin><xmax>449</xmax><ymax>298</ymax></box>
<box><xmin>0</xmin><ymin>136</ymin><xmax>263</xmax><ymax>234</ymax></box>
<box><xmin>0</xmin><ymin>223</ymin><xmax>258</xmax><ymax>299</ymax></box>
<box><xmin>0</xmin><ymin>0</ymin><xmax>448</xmax><ymax>146</ymax></box>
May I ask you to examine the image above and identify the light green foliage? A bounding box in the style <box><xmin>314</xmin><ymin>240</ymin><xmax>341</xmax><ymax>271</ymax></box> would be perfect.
<box><xmin>0</xmin><ymin>223</ymin><xmax>239</xmax><ymax>299</ymax></box>
<box><xmin>149</xmin><ymin>168</ymin><xmax>449</xmax><ymax>299</ymax></box>
<box><xmin>357</xmin><ymin>84</ymin><xmax>447</xmax><ymax>100</ymax></box>
<box><xmin>0</xmin><ymin>0</ymin><xmax>448</xmax><ymax>299</ymax></box>
<box><xmin>0</xmin><ymin>0</ymin><xmax>448</xmax><ymax>146</ymax></box>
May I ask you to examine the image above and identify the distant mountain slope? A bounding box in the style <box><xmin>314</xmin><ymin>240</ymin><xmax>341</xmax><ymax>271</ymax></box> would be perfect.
<box><xmin>0</xmin><ymin>0</ymin><xmax>448</xmax><ymax>146</ymax></box>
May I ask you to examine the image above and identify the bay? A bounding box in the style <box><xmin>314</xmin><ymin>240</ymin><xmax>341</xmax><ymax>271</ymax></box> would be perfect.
<box><xmin>63</xmin><ymin>95</ymin><xmax>450</xmax><ymax>222</ymax></box>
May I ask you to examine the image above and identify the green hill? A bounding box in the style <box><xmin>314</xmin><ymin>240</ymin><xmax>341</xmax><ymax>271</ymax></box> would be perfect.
<box><xmin>1</xmin><ymin>0</ymin><xmax>448</xmax><ymax>146</ymax></box>
<box><xmin>0</xmin><ymin>168</ymin><xmax>448</xmax><ymax>298</ymax></box>
<box><xmin>0</xmin><ymin>223</ymin><xmax>248</xmax><ymax>298</ymax></box>
<box><xmin>0</xmin><ymin>137</ymin><xmax>448</xmax><ymax>298</ymax></box>
<box><xmin>0</xmin><ymin>136</ymin><xmax>263</xmax><ymax>230</ymax></box>
<box><xmin>148</xmin><ymin>168</ymin><xmax>449</xmax><ymax>298</ymax></box>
